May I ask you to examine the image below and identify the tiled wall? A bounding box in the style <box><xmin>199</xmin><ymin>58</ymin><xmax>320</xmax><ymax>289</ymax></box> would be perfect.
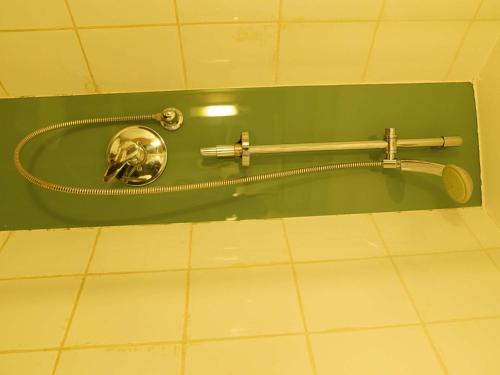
<box><xmin>476</xmin><ymin>37</ymin><xmax>500</xmax><ymax>224</ymax></box>
<box><xmin>1</xmin><ymin>207</ymin><xmax>500</xmax><ymax>374</ymax></box>
<box><xmin>1</xmin><ymin>0</ymin><xmax>500</xmax><ymax>97</ymax></box>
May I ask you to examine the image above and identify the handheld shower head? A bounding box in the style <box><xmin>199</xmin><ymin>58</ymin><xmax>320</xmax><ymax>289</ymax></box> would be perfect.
<box><xmin>442</xmin><ymin>164</ymin><xmax>473</xmax><ymax>204</ymax></box>
<box><xmin>399</xmin><ymin>160</ymin><xmax>473</xmax><ymax>204</ymax></box>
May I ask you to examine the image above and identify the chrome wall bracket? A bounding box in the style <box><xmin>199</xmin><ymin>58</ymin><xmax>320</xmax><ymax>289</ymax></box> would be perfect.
<box><xmin>200</xmin><ymin>128</ymin><xmax>463</xmax><ymax>167</ymax></box>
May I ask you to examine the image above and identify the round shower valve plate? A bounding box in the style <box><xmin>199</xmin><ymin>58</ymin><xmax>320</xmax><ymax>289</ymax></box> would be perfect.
<box><xmin>105</xmin><ymin>126</ymin><xmax>167</xmax><ymax>186</ymax></box>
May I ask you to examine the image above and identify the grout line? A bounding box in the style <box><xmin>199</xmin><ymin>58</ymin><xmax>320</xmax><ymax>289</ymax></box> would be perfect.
<box><xmin>311</xmin><ymin>322</ymin><xmax>422</xmax><ymax>335</ymax></box>
<box><xmin>0</xmin><ymin>80</ymin><xmax>11</xmax><ymax>97</ymax></box>
<box><xmin>188</xmin><ymin>331</ymin><xmax>304</xmax><ymax>345</ymax></box>
<box><xmin>361</xmin><ymin>0</ymin><xmax>386</xmax><ymax>81</ymax></box>
<box><xmin>3</xmin><ymin>18</ymin><xmax>500</xmax><ymax>33</ymax></box>
<box><xmin>484</xmin><ymin>250</ymin><xmax>500</xmax><ymax>272</ymax></box>
<box><xmin>444</xmin><ymin>0</ymin><xmax>486</xmax><ymax>80</ymax></box>
<box><xmin>63</xmin><ymin>0</ymin><xmax>99</xmax><ymax>93</ymax></box>
<box><xmin>281</xmin><ymin>219</ymin><xmax>318</xmax><ymax>375</ymax></box>
<box><xmin>427</xmin><ymin>314</ymin><xmax>500</xmax><ymax>325</ymax></box>
<box><xmin>4</xmin><ymin>314</ymin><xmax>500</xmax><ymax>355</ymax></box>
<box><xmin>78</xmin><ymin>23</ymin><xmax>177</xmax><ymax>30</ymax></box>
<box><xmin>4</xmin><ymin>247</ymin><xmax>500</xmax><ymax>283</ymax></box>
<box><xmin>273</xmin><ymin>0</ymin><xmax>283</xmax><ymax>85</ymax></box>
<box><xmin>0</xmin><ymin>232</ymin><xmax>13</xmax><ymax>256</ymax></box>
<box><xmin>50</xmin><ymin>228</ymin><xmax>101</xmax><ymax>375</ymax></box>
<box><xmin>62</xmin><ymin>340</ymin><xmax>181</xmax><ymax>351</ymax></box>
<box><xmin>172</xmin><ymin>0</ymin><xmax>189</xmax><ymax>89</ymax></box>
<box><xmin>180</xmin><ymin>224</ymin><xmax>193</xmax><ymax>375</ymax></box>
<box><xmin>456</xmin><ymin>210</ymin><xmax>500</xmax><ymax>272</ymax></box>
<box><xmin>369</xmin><ymin>214</ymin><xmax>449</xmax><ymax>375</ymax></box>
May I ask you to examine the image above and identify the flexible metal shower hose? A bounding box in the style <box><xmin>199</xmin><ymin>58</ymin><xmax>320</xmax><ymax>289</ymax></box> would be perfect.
<box><xmin>13</xmin><ymin>113</ymin><xmax>384</xmax><ymax>196</ymax></box>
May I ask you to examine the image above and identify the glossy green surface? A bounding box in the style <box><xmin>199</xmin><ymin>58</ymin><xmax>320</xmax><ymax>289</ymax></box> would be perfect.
<box><xmin>0</xmin><ymin>83</ymin><xmax>481</xmax><ymax>230</ymax></box>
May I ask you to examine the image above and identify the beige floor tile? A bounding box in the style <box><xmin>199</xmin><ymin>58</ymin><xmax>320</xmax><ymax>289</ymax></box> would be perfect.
<box><xmin>56</xmin><ymin>344</ymin><xmax>181</xmax><ymax>375</ymax></box>
<box><xmin>373</xmin><ymin>209</ymin><xmax>480</xmax><ymax>255</ymax></box>
<box><xmin>284</xmin><ymin>214</ymin><xmax>385</xmax><ymax>261</ymax></box>
<box><xmin>0</xmin><ymin>352</ymin><xmax>57</xmax><ymax>375</ymax></box>
<box><xmin>312</xmin><ymin>326</ymin><xmax>442</xmax><ymax>375</ymax></box>
<box><xmin>395</xmin><ymin>252</ymin><xmax>500</xmax><ymax>321</ymax></box>
<box><xmin>488</xmin><ymin>249</ymin><xmax>500</xmax><ymax>269</ymax></box>
<box><xmin>459</xmin><ymin>207</ymin><xmax>500</xmax><ymax>248</ymax></box>
<box><xmin>0</xmin><ymin>232</ymin><xmax>9</xmax><ymax>248</ymax></box>
<box><xmin>0</xmin><ymin>229</ymin><xmax>96</xmax><ymax>278</ymax></box>
<box><xmin>188</xmin><ymin>266</ymin><xmax>303</xmax><ymax>339</ymax></box>
<box><xmin>428</xmin><ymin>318</ymin><xmax>500</xmax><ymax>375</ymax></box>
<box><xmin>296</xmin><ymin>259</ymin><xmax>418</xmax><ymax>331</ymax></box>
<box><xmin>191</xmin><ymin>219</ymin><xmax>288</xmax><ymax>268</ymax></box>
<box><xmin>0</xmin><ymin>0</ymin><xmax>71</xmax><ymax>29</ymax></box>
<box><xmin>66</xmin><ymin>272</ymin><xmax>186</xmax><ymax>346</ymax></box>
<box><xmin>185</xmin><ymin>336</ymin><xmax>313</xmax><ymax>375</ymax></box>
<box><xmin>90</xmin><ymin>224</ymin><xmax>190</xmax><ymax>273</ymax></box>
<box><xmin>0</xmin><ymin>277</ymin><xmax>81</xmax><ymax>350</ymax></box>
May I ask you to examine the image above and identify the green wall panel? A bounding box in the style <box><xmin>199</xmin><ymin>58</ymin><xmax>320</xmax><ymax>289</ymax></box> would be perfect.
<box><xmin>0</xmin><ymin>83</ymin><xmax>481</xmax><ymax>230</ymax></box>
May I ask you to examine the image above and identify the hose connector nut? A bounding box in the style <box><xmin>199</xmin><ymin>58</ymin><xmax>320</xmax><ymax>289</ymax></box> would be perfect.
<box><xmin>159</xmin><ymin>107</ymin><xmax>183</xmax><ymax>131</ymax></box>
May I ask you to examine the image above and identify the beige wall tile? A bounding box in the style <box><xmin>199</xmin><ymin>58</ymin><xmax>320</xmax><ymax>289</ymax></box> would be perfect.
<box><xmin>185</xmin><ymin>336</ymin><xmax>313</xmax><ymax>375</ymax></box>
<box><xmin>0</xmin><ymin>352</ymin><xmax>57</xmax><ymax>375</ymax></box>
<box><xmin>312</xmin><ymin>327</ymin><xmax>442</xmax><ymax>375</ymax></box>
<box><xmin>281</xmin><ymin>0</ymin><xmax>383</xmax><ymax>21</ymax></box>
<box><xmin>395</xmin><ymin>252</ymin><xmax>500</xmax><ymax>321</ymax></box>
<box><xmin>296</xmin><ymin>259</ymin><xmax>418</xmax><ymax>331</ymax></box>
<box><xmin>0</xmin><ymin>277</ymin><xmax>81</xmax><ymax>350</ymax></box>
<box><xmin>80</xmin><ymin>27</ymin><xmax>184</xmax><ymax>93</ymax></box>
<box><xmin>182</xmin><ymin>24</ymin><xmax>277</xmax><ymax>89</ymax></box>
<box><xmin>459</xmin><ymin>207</ymin><xmax>500</xmax><ymax>248</ymax></box>
<box><xmin>56</xmin><ymin>344</ymin><xmax>181</xmax><ymax>375</ymax></box>
<box><xmin>67</xmin><ymin>0</ymin><xmax>176</xmax><ymax>26</ymax></box>
<box><xmin>0</xmin><ymin>228</ymin><xmax>96</xmax><ymax>278</ymax></box>
<box><xmin>383</xmin><ymin>0</ymin><xmax>482</xmax><ymax>20</ymax></box>
<box><xmin>478</xmin><ymin>0</ymin><xmax>500</xmax><ymax>19</ymax></box>
<box><xmin>278</xmin><ymin>23</ymin><xmax>375</xmax><ymax>85</ymax></box>
<box><xmin>0</xmin><ymin>31</ymin><xmax>93</xmax><ymax>97</ymax></box>
<box><xmin>448</xmin><ymin>21</ymin><xmax>500</xmax><ymax>81</ymax></box>
<box><xmin>477</xmin><ymin>39</ymin><xmax>500</xmax><ymax>224</ymax></box>
<box><xmin>0</xmin><ymin>0</ymin><xmax>71</xmax><ymax>29</ymax></box>
<box><xmin>428</xmin><ymin>318</ymin><xmax>500</xmax><ymax>375</ymax></box>
<box><xmin>90</xmin><ymin>223</ymin><xmax>190</xmax><ymax>273</ymax></box>
<box><xmin>191</xmin><ymin>219</ymin><xmax>288</xmax><ymax>268</ymax></box>
<box><xmin>188</xmin><ymin>266</ymin><xmax>303</xmax><ymax>339</ymax></box>
<box><xmin>177</xmin><ymin>0</ymin><xmax>278</xmax><ymax>22</ymax></box>
<box><xmin>372</xmin><ymin>209</ymin><xmax>480</xmax><ymax>254</ymax></box>
<box><xmin>284</xmin><ymin>213</ymin><xmax>385</xmax><ymax>261</ymax></box>
<box><xmin>66</xmin><ymin>272</ymin><xmax>186</xmax><ymax>345</ymax></box>
<box><xmin>366</xmin><ymin>21</ymin><xmax>468</xmax><ymax>82</ymax></box>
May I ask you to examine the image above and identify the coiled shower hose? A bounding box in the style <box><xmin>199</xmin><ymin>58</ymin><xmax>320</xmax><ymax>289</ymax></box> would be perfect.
<box><xmin>13</xmin><ymin>113</ymin><xmax>383</xmax><ymax>196</ymax></box>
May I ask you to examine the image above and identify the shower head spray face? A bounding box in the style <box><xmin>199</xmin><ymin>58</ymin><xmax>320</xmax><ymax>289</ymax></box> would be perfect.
<box><xmin>442</xmin><ymin>164</ymin><xmax>473</xmax><ymax>204</ymax></box>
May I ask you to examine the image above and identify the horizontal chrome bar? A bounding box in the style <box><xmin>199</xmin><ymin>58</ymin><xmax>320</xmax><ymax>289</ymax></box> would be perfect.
<box><xmin>200</xmin><ymin>136</ymin><xmax>462</xmax><ymax>157</ymax></box>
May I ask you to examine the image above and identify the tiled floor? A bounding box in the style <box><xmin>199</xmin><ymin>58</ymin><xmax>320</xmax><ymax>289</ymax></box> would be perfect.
<box><xmin>1</xmin><ymin>207</ymin><xmax>500</xmax><ymax>374</ymax></box>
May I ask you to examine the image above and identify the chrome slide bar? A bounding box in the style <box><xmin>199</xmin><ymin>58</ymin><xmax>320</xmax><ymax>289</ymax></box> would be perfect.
<box><xmin>200</xmin><ymin>128</ymin><xmax>463</xmax><ymax>167</ymax></box>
